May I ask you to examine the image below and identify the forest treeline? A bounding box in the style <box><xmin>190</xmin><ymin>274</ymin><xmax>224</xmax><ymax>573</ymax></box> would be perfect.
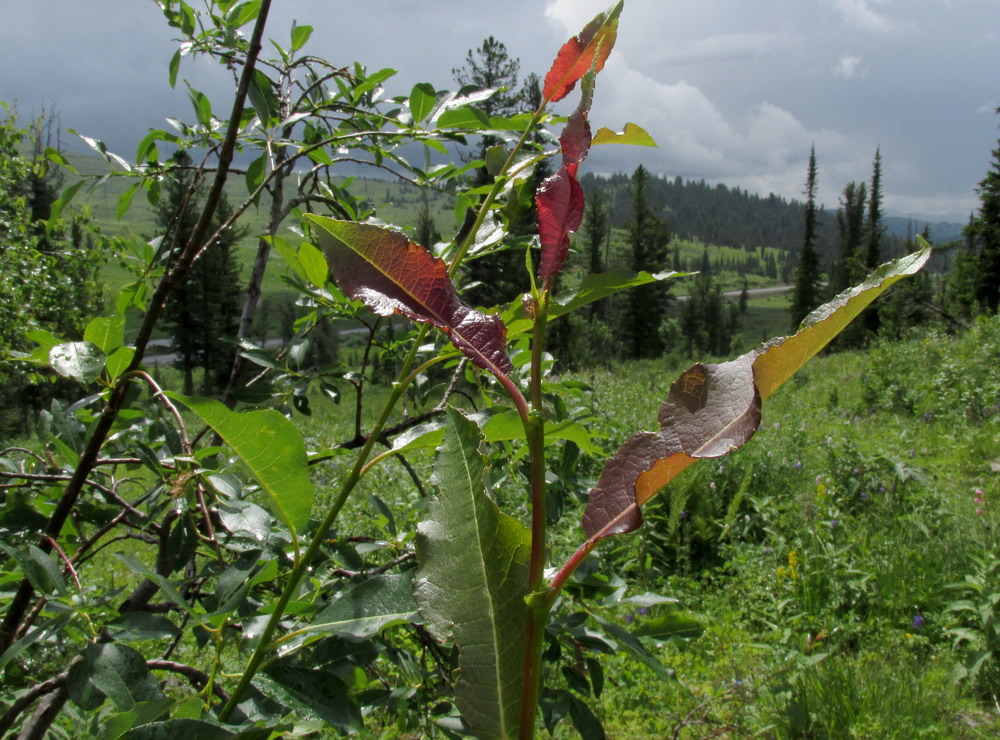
<box><xmin>579</xmin><ymin>169</ymin><xmax>910</xmax><ymax>264</ymax></box>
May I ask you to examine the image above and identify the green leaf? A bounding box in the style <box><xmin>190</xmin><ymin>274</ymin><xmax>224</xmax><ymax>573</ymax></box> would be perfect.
<box><xmin>309</xmin><ymin>573</ymin><xmax>419</xmax><ymax>641</ymax></box>
<box><xmin>117</xmin><ymin>182</ymin><xmax>141</xmax><ymax>221</ymax></box>
<box><xmin>168</xmin><ymin>395</ymin><xmax>315</xmax><ymax>536</ymax></box>
<box><xmin>0</xmin><ymin>543</ymin><xmax>66</xmax><ymax>595</ymax></box>
<box><xmin>123</xmin><ymin>719</ymin><xmax>235</xmax><ymax>739</ymax></box>
<box><xmin>231</xmin><ymin>0</ymin><xmax>261</xmax><ymax>28</ymax></box>
<box><xmin>104</xmin><ymin>613</ymin><xmax>181</xmax><ymax>643</ymax></box>
<box><xmin>245</xmin><ymin>154</ymin><xmax>266</xmax><ymax>194</ymax></box>
<box><xmin>168</xmin><ymin>49</ymin><xmax>181</xmax><ymax>89</ymax></box>
<box><xmin>48</xmin><ymin>179</ymin><xmax>85</xmax><ymax>223</ymax></box>
<box><xmin>49</xmin><ymin>342</ymin><xmax>105</xmax><ymax>385</ymax></box>
<box><xmin>255</xmin><ymin>662</ymin><xmax>362</xmax><ymax>733</ymax></box>
<box><xmin>106</xmin><ymin>347</ymin><xmax>136</xmax><ymax>382</ymax></box>
<box><xmin>99</xmin><ymin>699</ymin><xmax>176</xmax><ymax>740</ymax></box>
<box><xmin>592</xmin><ymin>122</ymin><xmax>657</xmax><ymax>147</ymax></box>
<box><xmin>408</xmin><ymin>82</ymin><xmax>437</xmax><ymax>124</ymax></box>
<box><xmin>298</xmin><ymin>241</ymin><xmax>328</xmax><ymax>288</ymax></box>
<box><xmin>84</xmin><ymin>315</ymin><xmax>125</xmax><ymax>354</ymax></box>
<box><xmin>75</xmin><ymin>643</ymin><xmax>165</xmax><ymax>712</ymax></box>
<box><xmin>186</xmin><ymin>85</ymin><xmax>213</xmax><ymax>125</ymax></box>
<box><xmin>437</xmin><ymin>106</ymin><xmax>491</xmax><ymax>130</ymax></box>
<box><xmin>290</xmin><ymin>23</ymin><xmax>313</xmax><ymax>51</ymax></box>
<box><xmin>415</xmin><ymin>408</ymin><xmax>531</xmax><ymax>739</ymax></box>
<box><xmin>268</xmin><ymin>234</ymin><xmax>307</xmax><ymax>281</ymax></box>
<box><xmin>633</xmin><ymin>613</ymin><xmax>705</xmax><ymax>640</ymax></box>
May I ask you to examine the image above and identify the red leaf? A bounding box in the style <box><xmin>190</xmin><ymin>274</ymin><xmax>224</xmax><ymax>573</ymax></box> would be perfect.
<box><xmin>559</xmin><ymin>98</ymin><xmax>592</xmax><ymax>177</ymax></box>
<box><xmin>582</xmin><ymin>355</ymin><xmax>761</xmax><ymax>540</ymax></box>
<box><xmin>543</xmin><ymin>2</ymin><xmax>622</xmax><ymax>104</ymax></box>
<box><xmin>536</xmin><ymin>167</ymin><xmax>585</xmax><ymax>286</ymax></box>
<box><xmin>579</xmin><ymin>245</ymin><xmax>933</xmax><ymax>544</ymax></box>
<box><xmin>306</xmin><ymin>215</ymin><xmax>512</xmax><ymax>377</ymax></box>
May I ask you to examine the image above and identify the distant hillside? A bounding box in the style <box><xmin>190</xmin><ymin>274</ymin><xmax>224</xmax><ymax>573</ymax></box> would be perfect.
<box><xmin>883</xmin><ymin>216</ymin><xmax>964</xmax><ymax>243</ymax></box>
<box><xmin>580</xmin><ymin>171</ymin><xmax>924</xmax><ymax>266</ymax></box>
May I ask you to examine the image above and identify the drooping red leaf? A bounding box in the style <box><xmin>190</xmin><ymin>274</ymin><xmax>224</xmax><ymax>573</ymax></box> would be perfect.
<box><xmin>582</xmin><ymin>355</ymin><xmax>761</xmax><ymax>539</ymax></box>
<box><xmin>581</xmin><ymin>247</ymin><xmax>933</xmax><ymax>542</ymax></box>
<box><xmin>559</xmin><ymin>74</ymin><xmax>595</xmax><ymax>174</ymax></box>
<box><xmin>543</xmin><ymin>2</ymin><xmax>623</xmax><ymax>104</ymax></box>
<box><xmin>306</xmin><ymin>215</ymin><xmax>512</xmax><ymax>377</ymax></box>
<box><xmin>536</xmin><ymin>167</ymin><xmax>585</xmax><ymax>286</ymax></box>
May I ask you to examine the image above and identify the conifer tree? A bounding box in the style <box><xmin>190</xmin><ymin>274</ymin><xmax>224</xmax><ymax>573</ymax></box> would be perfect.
<box><xmin>453</xmin><ymin>36</ymin><xmax>528</xmax><ymax>308</ymax></box>
<box><xmin>863</xmin><ymin>148</ymin><xmax>885</xmax><ymax>332</ymax></box>
<box><xmin>159</xmin><ymin>151</ymin><xmax>243</xmax><ymax>394</ymax></box>
<box><xmin>830</xmin><ymin>181</ymin><xmax>867</xmax><ymax>295</ymax></box>
<box><xmin>970</xmin><ymin>108</ymin><xmax>1000</xmax><ymax>312</ymax></box>
<box><xmin>791</xmin><ymin>145</ymin><xmax>822</xmax><ymax>328</ymax></box>
<box><xmin>623</xmin><ymin>165</ymin><xmax>671</xmax><ymax>357</ymax></box>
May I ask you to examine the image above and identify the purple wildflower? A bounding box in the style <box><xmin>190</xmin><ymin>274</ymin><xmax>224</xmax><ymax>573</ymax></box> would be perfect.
<box><xmin>912</xmin><ymin>614</ymin><xmax>925</xmax><ymax>630</ymax></box>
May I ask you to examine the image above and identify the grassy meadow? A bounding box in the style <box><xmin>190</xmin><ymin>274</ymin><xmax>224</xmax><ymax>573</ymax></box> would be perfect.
<box><xmin>35</xmin><ymin>151</ymin><xmax>1000</xmax><ymax>737</ymax></box>
<box><xmin>260</xmin><ymin>312</ymin><xmax>1000</xmax><ymax>738</ymax></box>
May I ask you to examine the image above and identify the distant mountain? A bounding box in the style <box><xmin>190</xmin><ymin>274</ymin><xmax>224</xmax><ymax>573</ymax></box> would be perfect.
<box><xmin>883</xmin><ymin>216</ymin><xmax>965</xmax><ymax>244</ymax></box>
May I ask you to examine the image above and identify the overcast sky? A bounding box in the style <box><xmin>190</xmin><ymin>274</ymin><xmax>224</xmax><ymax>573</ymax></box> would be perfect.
<box><xmin>2</xmin><ymin>0</ymin><xmax>998</xmax><ymax>222</ymax></box>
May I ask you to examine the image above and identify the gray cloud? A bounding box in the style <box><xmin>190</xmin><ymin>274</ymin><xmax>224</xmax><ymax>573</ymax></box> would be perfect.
<box><xmin>1</xmin><ymin>0</ymin><xmax>996</xmax><ymax>222</ymax></box>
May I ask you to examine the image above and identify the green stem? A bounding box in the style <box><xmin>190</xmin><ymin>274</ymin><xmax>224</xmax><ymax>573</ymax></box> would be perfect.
<box><xmin>447</xmin><ymin>109</ymin><xmax>546</xmax><ymax>277</ymax></box>
<box><xmin>217</xmin><ymin>324</ymin><xmax>430</xmax><ymax>722</ymax></box>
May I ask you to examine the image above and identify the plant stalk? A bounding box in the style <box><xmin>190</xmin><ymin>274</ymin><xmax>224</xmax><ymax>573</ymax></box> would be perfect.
<box><xmin>217</xmin><ymin>324</ymin><xmax>429</xmax><ymax>721</ymax></box>
<box><xmin>518</xmin><ymin>290</ymin><xmax>551</xmax><ymax>739</ymax></box>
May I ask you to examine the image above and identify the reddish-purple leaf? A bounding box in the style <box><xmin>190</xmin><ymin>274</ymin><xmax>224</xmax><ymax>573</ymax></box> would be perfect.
<box><xmin>559</xmin><ymin>74</ymin><xmax>595</xmax><ymax>173</ymax></box>
<box><xmin>536</xmin><ymin>167</ymin><xmax>585</xmax><ymax>286</ymax></box>
<box><xmin>543</xmin><ymin>2</ymin><xmax>622</xmax><ymax>104</ymax></box>
<box><xmin>581</xmin><ymin>247</ymin><xmax>933</xmax><ymax>543</ymax></box>
<box><xmin>582</xmin><ymin>355</ymin><xmax>761</xmax><ymax>539</ymax></box>
<box><xmin>306</xmin><ymin>215</ymin><xmax>512</xmax><ymax>377</ymax></box>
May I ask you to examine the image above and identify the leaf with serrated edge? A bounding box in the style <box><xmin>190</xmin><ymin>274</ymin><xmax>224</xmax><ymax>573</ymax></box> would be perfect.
<box><xmin>168</xmin><ymin>395</ymin><xmax>314</xmax><ymax>536</ymax></box>
<box><xmin>543</xmin><ymin>2</ymin><xmax>622</xmax><ymax>103</ymax></box>
<box><xmin>582</xmin><ymin>247</ymin><xmax>932</xmax><ymax>541</ymax></box>
<box><xmin>307</xmin><ymin>215</ymin><xmax>512</xmax><ymax>376</ymax></box>
<box><xmin>414</xmin><ymin>408</ymin><xmax>530</xmax><ymax>739</ymax></box>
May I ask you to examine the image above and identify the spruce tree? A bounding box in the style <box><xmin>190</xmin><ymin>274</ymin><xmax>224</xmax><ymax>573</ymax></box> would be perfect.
<box><xmin>791</xmin><ymin>145</ymin><xmax>822</xmax><ymax>328</ymax></box>
<box><xmin>970</xmin><ymin>108</ymin><xmax>1000</xmax><ymax>312</ymax></box>
<box><xmin>623</xmin><ymin>165</ymin><xmax>671</xmax><ymax>358</ymax></box>
<box><xmin>159</xmin><ymin>151</ymin><xmax>243</xmax><ymax>394</ymax></box>
<box><xmin>830</xmin><ymin>181</ymin><xmax>867</xmax><ymax>295</ymax></box>
<box><xmin>863</xmin><ymin>148</ymin><xmax>885</xmax><ymax>333</ymax></box>
<box><xmin>453</xmin><ymin>36</ymin><xmax>528</xmax><ymax>308</ymax></box>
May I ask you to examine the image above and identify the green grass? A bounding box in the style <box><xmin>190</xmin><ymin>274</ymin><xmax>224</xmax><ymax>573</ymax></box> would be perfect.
<box><xmin>548</xmin><ymin>315</ymin><xmax>1000</xmax><ymax>737</ymax></box>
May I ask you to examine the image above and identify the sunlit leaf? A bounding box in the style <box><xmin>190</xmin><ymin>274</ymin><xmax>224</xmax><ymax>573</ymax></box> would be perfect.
<box><xmin>84</xmin><ymin>315</ymin><xmax>125</xmax><ymax>354</ymax></box>
<box><xmin>168</xmin><ymin>395</ymin><xmax>315</xmax><ymax>537</ymax></box>
<box><xmin>50</xmin><ymin>342</ymin><xmax>105</xmax><ymax>385</ymax></box>
<box><xmin>543</xmin><ymin>1</ymin><xmax>622</xmax><ymax>103</ymax></box>
<box><xmin>409</xmin><ymin>82</ymin><xmax>437</xmax><ymax>124</ymax></box>
<box><xmin>415</xmin><ymin>408</ymin><xmax>531</xmax><ymax>739</ymax></box>
<box><xmin>290</xmin><ymin>23</ymin><xmax>313</xmax><ymax>51</ymax></box>
<box><xmin>582</xmin><ymin>247</ymin><xmax>932</xmax><ymax>541</ymax></box>
<box><xmin>306</xmin><ymin>215</ymin><xmax>512</xmax><ymax>376</ymax></box>
<box><xmin>592</xmin><ymin>122</ymin><xmax>657</xmax><ymax>147</ymax></box>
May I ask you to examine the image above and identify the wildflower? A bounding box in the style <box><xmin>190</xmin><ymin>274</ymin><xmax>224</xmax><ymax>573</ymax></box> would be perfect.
<box><xmin>624</xmin><ymin>613</ymin><xmax>635</xmax><ymax>623</ymax></box>
<box><xmin>912</xmin><ymin>614</ymin><xmax>925</xmax><ymax>630</ymax></box>
<box><xmin>637</xmin><ymin>607</ymin><xmax>649</xmax><ymax>616</ymax></box>
<box><xmin>853</xmin><ymin>467</ymin><xmax>862</xmax><ymax>476</ymax></box>
<box><xmin>976</xmin><ymin>508</ymin><xmax>986</xmax><ymax>516</ymax></box>
<box><xmin>860</xmin><ymin>492</ymin><xmax>870</xmax><ymax>501</ymax></box>
<box><xmin>793</xmin><ymin>461</ymin><xmax>802</xmax><ymax>471</ymax></box>
<box><xmin>829</xmin><ymin>519</ymin><xmax>839</xmax><ymax>528</ymax></box>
